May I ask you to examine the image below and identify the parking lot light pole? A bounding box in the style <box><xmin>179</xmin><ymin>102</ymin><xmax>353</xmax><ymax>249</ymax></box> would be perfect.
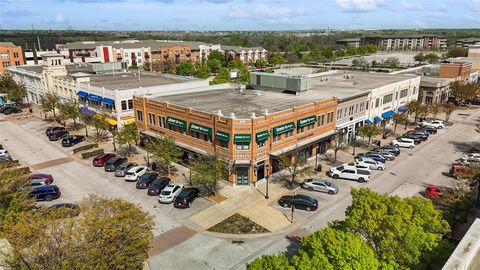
<box><xmin>265</xmin><ymin>164</ymin><xmax>270</xmax><ymax>199</ymax></box>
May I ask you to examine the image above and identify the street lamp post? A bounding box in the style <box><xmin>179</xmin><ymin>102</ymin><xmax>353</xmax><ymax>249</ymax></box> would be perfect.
<box><xmin>314</xmin><ymin>144</ymin><xmax>320</xmax><ymax>172</ymax></box>
<box><xmin>265</xmin><ymin>164</ymin><xmax>270</xmax><ymax>199</ymax></box>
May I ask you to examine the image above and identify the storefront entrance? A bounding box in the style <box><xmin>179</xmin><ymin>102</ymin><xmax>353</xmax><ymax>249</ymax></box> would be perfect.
<box><xmin>236</xmin><ymin>167</ymin><xmax>250</xmax><ymax>185</ymax></box>
<box><xmin>256</xmin><ymin>161</ymin><xmax>265</xmax><ymax>181</ymax></box>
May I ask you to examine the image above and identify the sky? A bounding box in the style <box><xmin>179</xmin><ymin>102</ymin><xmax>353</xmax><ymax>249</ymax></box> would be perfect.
<box><xmin>0</xmin><ymin>0</ymin><xmax>480</xmax><ymax>31</ymax></box>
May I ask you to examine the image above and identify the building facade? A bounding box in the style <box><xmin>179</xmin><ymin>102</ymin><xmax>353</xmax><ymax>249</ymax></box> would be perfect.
<box><xmin>222</xmin><ymin>46</ymin><xmax>268</xmax><ymax>64</ymax></box>
<box><xmin>336</xmin><ymin>93</ymin><xmax>369</xmax><ymax>143</ymax></box>
<box><xmin>419</xmin><ymin>77</ymin><xmax>454</xmax><ymax>104</ymax></box>
<box><xmin>134</xmin><ymin>88</ymin><xmax>337</xmax><ymax>186</ymax></box>
<box><xmin>362</xmin><ymin>35</ymin><xmax>446</xmax><ymax>51</ymax></box>
<box><xmin>0</xmin><ymin>42</ymin><xmax>24</xmax><ymax>75</ymax></box>
<box><xmin>335</xmin><ymin>38</ymin><xmax>361</xmax><ymax>48</ymax></box>
<box><xmin>439</xmin><ymin>61</ymin><xmax>472</xmax><ymax>81</ymax></box>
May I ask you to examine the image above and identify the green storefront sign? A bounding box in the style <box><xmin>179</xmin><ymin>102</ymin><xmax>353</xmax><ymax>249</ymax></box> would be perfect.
<box><xmin>189</xmin><ymin>123</ymin><xmax>212</xmax><ymax>136</ymax></box>
<box><xmin>166</xmin><ymin>117</ymin><xmax>186</xmax><ymax>128</ymax></box>
<box><xmin>234</xmin><ymin>134</ymin><xmax>251</xmax><ymax>143</ymax></box>
<box><xmin>272</xmin><ymin>122</ymin><xmax>295</xmax><ymax>136</ymax></box>
<box><xmin>215</xmin><ymin>130</ymin><xmax>230</xmax><ymax>142</ymax></box>
<box><xmin>255</xmin><ymin>130</ymin><xmax>269</xmax><ymax>142</ymax></box>
<box><xmin>297</xmin><ymin>115</ymin><xmax>317</xmax><ymax>127</ymax></box>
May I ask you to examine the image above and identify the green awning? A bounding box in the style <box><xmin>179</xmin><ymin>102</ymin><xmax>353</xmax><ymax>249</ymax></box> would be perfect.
<box><xmin>297</xmin><ymin>115</ymin><xmax>317</xmax><ymax>127</ymax></box>
<box><xmin>234</xmin><ymin>134</ymin><xmax>251</xmax><ymax>143</ymax></box>
<box><xmin>189</xmin><ymin>123</ymin><xmax>212</xmax><ymax>136</ymax></box>
<box><xmin>272</xmin><ymin>122</ymin><xmax>295</xmax><ymax>136</ymax></box>
<box><xmin>166</xmin><ymin>117</ymin><xmax>187</xmax><ymax>128</ymax></box>
<box><xmin>215</xmin><ymin>130</ymin><xmax>230</xmax><ymax>142</ymax></box>
<box><xmin>255</xmin><ymin>130</ymin><xmax>269</xmax><ymax>142</ymax></box>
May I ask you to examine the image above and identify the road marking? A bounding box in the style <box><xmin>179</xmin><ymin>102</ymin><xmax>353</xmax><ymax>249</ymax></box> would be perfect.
<box><xmin>148</xmin><ymin>225</ymin><xmax>197</xmax><ymax>257</ymax></box>
<box><xmin>31</xmin><ymin>157</ymin><xmax>73</xmax><ymax>170</ymax></box>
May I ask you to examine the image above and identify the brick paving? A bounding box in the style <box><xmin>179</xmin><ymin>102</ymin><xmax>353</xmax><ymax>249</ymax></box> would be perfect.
<box><xmin>30</xmin><ymin>157</ymin><xmax>73</xmax><ymax>170</ymax></box>
<box><xmin>148</xmin><ymin>226</ymin><xmax>197</xmax><ymax>257</ymax></box>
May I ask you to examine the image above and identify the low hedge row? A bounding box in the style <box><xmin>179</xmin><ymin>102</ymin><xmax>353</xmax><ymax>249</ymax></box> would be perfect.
<box><xmin>73</xmin><ymin>143</ymin><xmax>98</xmax><ymax>153</ymax></box>
<box><xmin>81</xmin><ymin>149</ymin><xmax>104</xmax><ymax>159</ymax></box>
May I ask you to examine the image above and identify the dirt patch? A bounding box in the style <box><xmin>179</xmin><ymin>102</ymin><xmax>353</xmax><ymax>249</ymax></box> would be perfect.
<box><xmin>207</xmin><ymin>213</ymin><xmax>270</xmax><ymax>234</ymax></box>
<box><xmin>206</xmin><ymin>194</ymin><xmax>227</xmax><ymax>203</ymax></box>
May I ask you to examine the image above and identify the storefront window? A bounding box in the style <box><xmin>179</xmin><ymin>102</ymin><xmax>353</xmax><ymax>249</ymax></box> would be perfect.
<box><xmin>236</xmin><ymin>142</ymin><xmax>250</xmax><ymax>150</ymax></box>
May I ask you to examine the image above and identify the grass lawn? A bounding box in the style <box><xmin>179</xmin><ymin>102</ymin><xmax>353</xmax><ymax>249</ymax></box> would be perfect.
<box><xmin>207</xmin><ymin>213</ymin><xmax>270</xmax><ymax>234</ymax></box>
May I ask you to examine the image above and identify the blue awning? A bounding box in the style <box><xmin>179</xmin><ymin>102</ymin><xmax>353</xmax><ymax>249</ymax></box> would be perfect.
<box><xmin>76</xmin><ymin>91</ymin><xmax>88</xmax><ymax>98</ymax></box>
<box><xmin>365</xmin><ymin>119</ymin><xmax>373</xmax><ymax>125</ymax></box>
<box><xmin>81</xmin><ymin>107</ymin><xmax>96</xmax><ymax>116</ymax></box>
<box><xmin>102</xmin><ymin>97</ymin><xmax>114</xmax><ymax>105</ymax></box>
<box><xmin>87</xmin><ymin>94</ymin><xmax>103</xmax><ymax>102</ymax></box>
<box><xmin>374</xmin><ymin>116</ymin><xmax>382</xmax><ymax>122</ymax></box>
<box><xmin>381</xmin><ymin>110</ymin><xmax>396</xmax><ymax>119</ymax></box>
<box><xmin>398</xmin><ymin>105</ymin><xmax>408</xmax><ymax>112</ymax></box>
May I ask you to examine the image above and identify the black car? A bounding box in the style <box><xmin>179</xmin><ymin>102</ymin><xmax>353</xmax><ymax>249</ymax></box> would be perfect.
<box><xmin>0</xmin><ymin>106</ymin><xmax>13</xmax><ymax>113</ymax></box>
<box><xmin>3</xmin><ymin>107</ymin><xmax>22</xmax><ymax>115</ymax></box>
<box><xmin>356</xmin><ymin>152</ymin><xmax>386</xmax><ymax>164</ymax></box>
<box><xmin>48</xmin><ymin>129</ymin><xmax>69</xmax><ymax>141</ymax></box>
<box><xmin>174</xmin><ymin>187</ymin><xmax>200</xmax><ymax>208</ymax></box>
<box><xmin>29</xmin><ymin>185</ymin><xmax>61</xmax><ymax>201</ymax></box>
<box><xmin>406</xmin><ymin>131</ymin><xmax>428</xmax><ymax>141</ymax></box>
<box><xmin>61</xmin><ymin>135</ymin><xmax>85</xmax><ymax>147</ymax></box>
<box><xmin>278</xmin><ymin>194</ymin><xmax>318</xmax><ymax>211</ymax></box>
<box><xmin>46</xmin><ymin>126</ymin><xmax>66</xmax><ymax>136</ymax></box>
<box><xmin>147</xmin><ymin>177</ymin><xmax>171</xmax><ymax>196</ymax></box>
<box><xmin>401</xmin><ymin>134</ymin><xmax>421</xmax><ymax>144</ymax></box>
<box><xmin>104</xmin><ymin>157</ymin><xmax>128</xmax><ymax>172</ymax></box>
<box><xmin>136</xmin><ymin>172</ymin><xmax>158</xmax><ymax>189</ymax></box>
<box><xmin>380</xmin><ymin>145</ymin><xmax>400</xmax><ymax>156</ymax></box>
<box><xmin>416</xmin><ymin>126</ymin><xmax>437</xmax><ymax>134</ymax></box>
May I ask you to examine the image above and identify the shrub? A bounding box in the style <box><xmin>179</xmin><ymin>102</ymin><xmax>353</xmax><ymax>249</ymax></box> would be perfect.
<box><xmin>73</xmin><ymin>143</ymin><xmax>98</xmax><ymax>153</ymax></box>
<box><xmin>81</xmin><ymin>149</ymin><xmax>104</xmax><ymax>159</ymax></box>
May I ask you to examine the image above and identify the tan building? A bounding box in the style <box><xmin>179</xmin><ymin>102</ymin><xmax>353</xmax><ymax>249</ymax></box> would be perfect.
<box><xmin>135</xmin><ymin>87</ymin><xmax>337</xmax><ymax>186</ymax></box>
<box><xmin>150</xmin><ymin>44</ymin><xmax>199</xmax><ymax>72</ymax></box>
<box><xmin>0</xmin><ymin>42</ymin><xmax>24</xmax><ymax>75</ymax></box>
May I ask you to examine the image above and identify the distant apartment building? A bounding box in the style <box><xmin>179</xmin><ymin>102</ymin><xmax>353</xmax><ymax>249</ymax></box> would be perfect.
<box><xmin>23</xmin><ymin>49</ymin><xmax>69</xmax><ymax>66</ymax></box>
<box><xmin>0</xmin><ymin>42</ymin><xmax>24</xmax><ymax>75</ymax></box>
<box><xmin>456</xmin><ymin>37</ymin><xmax>480</xmax><ymax>48</ymax></box>
<box><xmin>337</xmin><ymin>35</ymin><xmax>447</xmax><ymax>51</ymax></box>
<box><xmin>56</xmin><ymin>40</ymin><xmax>221</xmax><ymax>69</ymax></box>
<box><xmin>335</xmin><ymin>38</ymin><xmax>361</xmax><ymax>48</ymax></box>
<box><xmin>221</xmin><ymin>46</ymin><xmax>268</xmax><ymax>64</ymax></box>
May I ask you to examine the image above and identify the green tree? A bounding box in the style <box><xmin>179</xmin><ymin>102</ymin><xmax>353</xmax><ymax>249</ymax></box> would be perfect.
<box><xmin>447</xmin><ymin>47</ymin><xmax>468</xmax><ymax>58</ymax></box>
<box><xmin>356</xmin><ymin>46</ymin><xmax>367</xmax><ymax>55</ymax></box>
<box><xmin>386</xmin><ymin>57</ymin><xmax>400</xmax><ymax>69</ymax></box>
<box><xmin>211</xmin><ymin>67</ymin><xmax>231</xmax><ymax>85</ymax></box>
<box><xmin>336</xmin><ymin>188</ymin><xmax>450</xmax><ymax>269</ymax></box>
<box><xmin>357</xmin><ymin>125</ymin><xmax>381</xmax><ymax>147</ymax></box>
<box><xmin>116</xmin><ymin>124</ymin><xmax>139</xmax><ymax>157</ymax></box>
<box><xmin>450</xmin><ymin>81</ymin><xmax>480</xmax><ymax>103</ymax></box>
<box><xmin>336</xmin><ymin>49</ymin><xmax>346</xmax><ymax>58</ymax></box>
<box><xmin>40</xmin><ymin>93</ymin><xmax>60</xmax><ymax>119</ymax></box>
<box><xmin>142</xmin><ymin>61</ymin><xmax>151</xmax><ymax>71</ymax></box>
<box><xmin>236</xmin><ymin>67</ymin><xmax>250</xmax><ymax>85</ymax></box>
<box><xmin>284</xmin><ymin>52</ymin><xmax>299</xmax><ymax>64</ymax></box>
<box><xmin>176</xmin><ymin>62</ymin><xmax>196</xmax><ymax>76</ymax></box>
<box><xmin>278</xmin><ymin>151</ymin><xmax>312</xmax><ymax>189</ymax></box>
<box><xmin>322</xmin><ymin>47</ymin><xmax>334</xmax><ymax>59</ymax></box>
<box><xmin>308</xmin><ymin>48</ymin><xmax>322</xmax><ymax>61</ymax></box>
<box><xmin>425</xmin><ymin>53</ymin><xmax>440</xmax><ymax>64</ymax></box>
<box><xmin>195</xmin><ymin>63</ymin><xmax>211</xmax><ymax>79</ymax></box>
<box><xmin>442</xmin><ymin>103</ymin><xmax>457</xmax><ymax>122</ymax></box>
<box><xmin>80</xmin><ymin>113</ymin><xmax>93</xmax><ymax>138</ymax></box>
<box><xmin>207</xmin><ymin>59</ymin><xmax>223</xmax><ymax>73</ymax></box>
<box><xmin>291</xmin><ymin>227</ymin><xmax>379</xmax><ymax>270</ymax></box>
<box><xmin>407</xmin><ymin>100</ymin><xmax>428</xmax><ymax>122</ymax></box>
<box><xmin>247</xmin><ymin>254</ymin><xmax>293</xmax><ymax>270</ymax></box>
<box><xmin>414</xmin><ymin>53</ymin><xmax>425</xmax><ymax>64</ymax></box>
<box><xmin>59</xmin><ymin>98</ymin><xmax>81</xmax><ymax>129</ymax></box>
<box><xmin>428</xmin><ymin>103</ymin><xmax>441</xmax><ymax>119</ymax></box>
<box><xmin>146</xmin><ymin>136</ymin><xmax>182</xmax><ymax>175</ymax></box>
<box><xmin>207</xmin><ymin>50</ymin><xmax>225</xmax><ymax>66</ymax></box>
<box><xmin>391</xmin><ymin>113</ymin><xmax>408</xmax><ymax>134</ymax></box>
<box><xmin>268</xmin><ymin>54</ymin><xmax>285</xmax><ymax>66</ymax></box>
<box><xmin>0</xmin><ymin>75</ymin><xmax>27</xmax><ymax>105</ymax></box>
<box><xmin>434</xmin><ymin>185</ymin><xmax>473</xmax><ymax>237</ymax></box>
<box><xmin>365</xmin><ymin>44</ymin><xmax>378</xmax><ymax>54</ymax></box>
<box><xmin>189</xmin><ymin>154</ymin><xmax>228</xmax><ymax>196</ymax></box>
<box><xmin>227</xmin><ymin>59</ymin><xmax>244</xmax><ymax>71</ymax></box>
<box><xmin>1</xmin><ymin>195</ymin><xmax>154</xmax><ymax>270</ymax></box>
<box><xmin>460</xmin><ymin>164</ymin><xmax>480</xmax><ymax>205</ymax></box>
<box><xmin>90</xmin><ymin>114</ymin><xmax>109</xmax><ymax>141</ymax></box>
<box><xmin>254</xmin><ymin>59</ymin><xmax>267</xmax><ymax>68</ymax></box>
<box><xmin>328</xmin><ymin>132</ymin><xmax>348</xmax><ymax>162</ymax></box>
<box><xmin>346</xmin><ymin>47</ymin><xmax>357</xmax><ymax>56</ymax></box>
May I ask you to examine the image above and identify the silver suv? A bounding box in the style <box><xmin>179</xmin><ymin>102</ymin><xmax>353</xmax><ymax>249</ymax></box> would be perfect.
<box><xmin>301</xmin><ymin>179</ymin><xmax>339</xmax><ymax>195</ymax></box>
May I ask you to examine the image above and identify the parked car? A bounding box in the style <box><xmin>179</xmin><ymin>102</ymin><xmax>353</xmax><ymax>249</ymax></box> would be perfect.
<box><xmin>328</xmin><ymin>165</ymin><xmax>370</xmax><ymax>182</ymax></box>
<box><xmin>392</xmin><ymin>138</ymin><xmax>415</xmax><ymax>149</ymax></box>
<box><xmin>174</xmin><ymin>187</ymin><xmax>200</xmax><ymax>208</ymax></box>
<box><xmin>402</xmin><ymin>134</ymin><xmax>422</xmax><ymax>144</ymax></box>
<box><xmin>406</xmin><ymin>131</ymin><xmax>428</xmax><ymax>141</ymax></box>
<box><xmin>421</xmin><ymin>120</ymin><xmax>445</xmax><ymax>129</ymax></box>
<box><xmin>28</xmin><ymin>173</ymin><xmax>54</xmax><ymax>184</ymax></box>
<box><xmin>449</xmin><ymin>164</ymin><xmax>468</xmax><ymax>178</ymax></box>
<box><xmin>278</xmin><ymin>194</ymin><xmax>319</xmax><ymax>211</ymax></box>
<box><xmin>0</xmin><ymin>149</ymin><xmax>9</xmax><ymax>156</ymax></box>
<box><xmin>29</xmin><ymin>185</ymin><xmax>61</xmax><ymax>201</ymax></box>
<box><xmin>425</xmin><ymin>185</ymin><xmax>452</xmax><ymax>199</ymax></box>
<box><xmin>380</xmin><ymin>145</ymin><xmax>400</xmax><ymax>156</ymax></box>
<box><xmin>0</xmin><ymin>106</ymin><xmax>13</xmax><ymax>114</ymax></box>
<box><xmin>301</xmin><ymin>179</ymin><xmax>338</xmax><ymax>195</ymax></box>
<box><xmin>136</xmin><ymin>172</ymin><xmax>159</xmax><ymax>189</ymax></box>
<box><xmin>3</xmin><ymin>107</ymin><xmax>22</xmax><ymax>115</ymax></box>
<box><xmin>412</xmin><ymin>128</ymin><xmax>430</xmax><ymax>136</ymax></box>
<box><xmin>124</xmin><ymin>166</ymin><xmax>148</xmax><ymax>182</ymax></box>
<box><xmin>27</xmin><ymin>178</ymin><xmax>52</xmax><ymax>187</ymax></box>
<box><xmin>48</xmin><ymin>203</ymin><xmax>81</xmax><ymax>217</ymax></box>
<box><xmin>158</xmin><ymin>183</ymin><xmax>183</xmax><ymax>203</ymax></box>
<box><xmin>417</xmin><ymin>126</ymin><xmax>438</xmax><ymax>134</ymax></box>
<box><xmin>0</xmin><ymin>154</ymin><xmax>12</xmax><ymax>162</ymax></box>
<box><xmin>148</xmin><ymin>177</ymin><xmax>172</xmax><ymax>196</ymax></box>
<box><xmin>46</xmin><ymin>126</ymin><xmax>66</xmax><ymax>136</ymax></box>
<box><xmin>104</xmin><ymin>157</ymin><xmax>128</xmax><ymax>172</ymax></box>
<box><xmin>92</xmin><ymin>153</ymin><xmax>115</xmax><ymax>167</ymax></box>
<box><xmin>48</xmin><ymin>129</ymin><xmax>69</xmax><ymax>141</ymax></box>
<box><xmin>356</xmin><ymin>152</ymin><xmax>386</xmax><ymax>164</ymax></box>
<box><xmin>369</xmin><ymin>150</ymin><xmax>395</xmax><ymax>161</ymax></box>
<box><xmin>354</xmin><ymin>157</ymin><xmax>385</xmax><ymax>170</ymax></box>
<box><xmin>114</xmin><ymin>162</ymin><xmax>138</xmax><ymax>177</ymax></box>
<box><xmin>61</xmin><ymin>135</ymin><xmax>85</xmax><ymax>147</ymax></box>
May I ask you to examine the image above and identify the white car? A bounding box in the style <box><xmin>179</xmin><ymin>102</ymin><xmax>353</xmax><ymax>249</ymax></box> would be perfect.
<box><xmin>392</xmin><ymin>138</ymin><xmax>415</xmax><ymax>149</ymax></box>
<box><xmin>328</xmin><ymin>165</ymin><xmax>370</xmax><ymax>183</ymax></box>
<box><xmin>421</xmin><ymin>120</ymin><xmax>445</xmax><ymax>129</ymax></box>
<box><xmin>345</xmin><ymin>162</ymin><xmax>371</xmax><ymax>172</ymax></box>
<box><xmin>0</xmin><ymin>149</ymin><xmax>8</xmax><ymax>156</ymax></box>
<box><xmin>354</xmin><ymin>158</ymin><xmax>385</xmax><ymax>170</ymax></box>
<box><xmin>124</xmin><ymin>166</ymin><xmax>148</xmax><ymax>182</ymax></box>
<box><xmin>158</xmin><ymin>183</ymin><xmax>184</xmax><ymax>203</ymax></box>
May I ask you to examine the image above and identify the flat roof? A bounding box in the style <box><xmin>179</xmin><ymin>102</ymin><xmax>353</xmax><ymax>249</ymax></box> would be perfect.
<box><xmin>57</xmin><ymin>40</ymin><xmax>213</xmax><ymax>50</ymax></box>
<box><xmin>420</xmin><ymin>76</ymin><xmax>453</xmax><ymax>87</ymax></box>
<box><xmin>0</xmin><ymin>42</ymin><xmax>17</xmax><ymax>48</ymax></box>
<box><xmin>88</xmin><ymin>72</ymin><xmax>200</xmax><ymax>90</ymax></box>
<box><xmin>153</xmin><ymin>72</ymin><xmax>417</xmax><ymax>118</ymax></box>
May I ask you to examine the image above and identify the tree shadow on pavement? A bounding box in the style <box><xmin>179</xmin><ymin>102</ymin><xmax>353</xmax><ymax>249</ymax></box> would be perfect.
<box><xmin>284</xmin><ymin>235</ymin><xmax>302</xmax><ymax>258</ymax></box>
<box><xmin>449</xmin><ymin>141</ymin><xmax>478</xmax><ymax>154</ymax></box>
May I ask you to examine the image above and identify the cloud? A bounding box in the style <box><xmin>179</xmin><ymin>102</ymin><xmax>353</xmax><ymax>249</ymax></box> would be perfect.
<box><xmin>228</xmin><ymin>3</ymin><xmax>311</xmax><ymax>20</ymax></box>
<box><xmin>400</xmin><ymin>0</ymin><xmax>422</xmax><ymax>10</ymax></box>
<box><xmin>334</xmin><ymin>0</ymin><xmax>384</xmax><ymax>12</ymax></box>
<box><xmin>412</xmin><ymin>19</ymin><xmax>426</xmax><ymax>28</ymax></box>
<box><xmin>54</xmin><ymin>12</ymin><xmax>67</xmax><ymax>23</ymax></box>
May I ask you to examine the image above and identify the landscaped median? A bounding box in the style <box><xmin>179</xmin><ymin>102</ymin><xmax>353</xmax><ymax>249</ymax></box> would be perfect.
<box><xmin>207</xmin><ymin>213</ymin><xmax>269</xmax><ymax>234</ymax></box>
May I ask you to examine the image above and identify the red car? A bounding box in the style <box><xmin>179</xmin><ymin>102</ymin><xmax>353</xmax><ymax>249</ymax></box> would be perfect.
<box><xmin>92</xmin><ymin>153</ymin><xmax>116</xmax><ymax>167</ymax></box>
<box><xmin>425</xmin><ymin>185</ymin><xmax>451</xmax><ymax>199</ymax></box>
<box><xmin>449</xmin><ymin>164</ymin><xmax>468</xmax><ymax>178</ymax></box>
<box><xmin>28</xmin><ymin>173</ymin><xmax>54</xmax><ymax>184</ymax></box>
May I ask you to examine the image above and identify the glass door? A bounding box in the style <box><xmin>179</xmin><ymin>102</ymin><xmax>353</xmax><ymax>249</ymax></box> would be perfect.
<box><xmin>236</xmin><ymin>167</ymin><xmax>250</xmax><ymax>185</ymax></box>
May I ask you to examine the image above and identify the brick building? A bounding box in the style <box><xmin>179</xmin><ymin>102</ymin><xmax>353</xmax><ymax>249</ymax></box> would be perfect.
<box><xmin>439</xmin><ymin>61</ymin><xmax>472</xmax><ymax>81</ymax></box>
<box><xmin>135</xmin><ymin>87</ymin><xmax>337</xmax><ymax>186</ymax></box>
<box><xmin>222</xmin><ymin>46</ymin><xmax>268</xmax><ymax>64</ymax></box>
<box><xmin>0</xmin><ymin>42</ymin><xmax>24</xmax><ymax>75</ymax></box>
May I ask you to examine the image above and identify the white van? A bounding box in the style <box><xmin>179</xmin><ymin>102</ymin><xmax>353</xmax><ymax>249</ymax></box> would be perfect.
<box><xmin>392</xmin><ymin>138</ymin><xmax>415</xmax><ymax>149</ymax></box>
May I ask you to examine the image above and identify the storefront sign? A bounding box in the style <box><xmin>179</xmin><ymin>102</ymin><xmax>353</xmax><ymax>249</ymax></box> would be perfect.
<box><xmin>215</xmin><ymin>130</ymin><xmax>230</xmax><ymax>141</ymax></box>
<box><xmin>255</xmin><ymin>130</ymin><xmax>269</xmax><ymax>142</ymax></box>
<box><xmin>189</xmin><ymin>123</ymin><xmax>212</xmax><ymax>136</ymax></box>
<box><xmin>234</xmin><ymin>134</ymin><xmax>251</xmax><ymax>143</ymax></box>
<box><xmin>166</xmin><ymin>117</ymin><xmax>187</xmax><ymax>128</ymax></box>
<box><xmin>272</xmin><ymin>122</ymin><xmax>295</xmax><ymax>136</ymax></box>
<box><xmin>297</xmin><ymin>115</ymin><xmax>317</xmax><ymax>127</ymax></box>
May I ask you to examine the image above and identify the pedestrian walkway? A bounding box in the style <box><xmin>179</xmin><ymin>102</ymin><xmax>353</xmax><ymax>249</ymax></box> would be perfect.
<box><xmin>148</xmin><ymin>226</ymin><xmax>197</xmax><ymax>257</ymax></box>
